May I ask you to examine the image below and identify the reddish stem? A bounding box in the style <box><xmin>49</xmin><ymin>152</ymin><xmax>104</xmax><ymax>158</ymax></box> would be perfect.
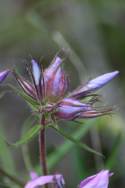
<box><xmin>39</xmin><ymin>115</ymin><xmax>48</xmax><ymax>188</ymax></box>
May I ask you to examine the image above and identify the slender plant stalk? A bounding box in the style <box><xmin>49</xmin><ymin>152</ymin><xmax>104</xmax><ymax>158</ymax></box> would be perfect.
<box><xmin>39</xmin><ymin>115</ymin><xmax>48</xmax><ymax>188</ymax></box>
<box><xmin>39</xmin><ymin>128</ymin><xmax>48</xmax><ymax>175</ymax></box>
<box><xmin>0</xmin><ymin>168</ymin><xmax>25</xmax><ymax>187</ymax></box>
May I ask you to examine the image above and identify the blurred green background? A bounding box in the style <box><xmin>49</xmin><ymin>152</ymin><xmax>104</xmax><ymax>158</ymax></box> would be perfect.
<box><xmin>0</xmin><ymin>0</ymin><xmax>125</xmax><ymax>187</ymax></box>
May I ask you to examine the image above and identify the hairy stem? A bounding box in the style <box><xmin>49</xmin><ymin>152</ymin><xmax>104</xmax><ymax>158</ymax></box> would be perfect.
<box><xmin>39</xmin><ymin>115</ymin><xmax>48</xmax><ymax>188</ymax></box>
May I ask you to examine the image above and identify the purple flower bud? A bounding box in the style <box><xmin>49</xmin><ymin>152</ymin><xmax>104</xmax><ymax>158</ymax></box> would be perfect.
<box><xmin>31</xmin><ymin>59</ymin><xmax>41</xmax><ymax>86</ymax></box>
<box><xmin>46</xmin><ymin>67</ymin><xmax>68</xmax><ymax>99</ymax></box>
<box><xmin>44</xmin><ymin>56</ymin><xmax>62</xmax><ymax>90</ymax></box>
<box><xmin>44</xmin><ymin>56</ymin><xmax>62</xmax><ymax>80</ymax></box>
<box><xmin>78</xmin><ymin>170</ymin><xmax>112</xmax><ymax>188</ymax></box>
<box><xmin>0</xmin><ymin>69</ymin><xmax>10</xmax><ymax>83</ymax></box>
<box><xmin>87</xmin><ymin>71</ymin><xmax>119</xmax><ymax>90</ymax></box>
<box><xmin>70</xmin><ymin>71</ymin><xmax>119</xmax><ymax>99</ymax></box>
<box><xmin>56</xmin><ymin>98</ymin><xmax>91</xmax><ymax>120</ymax></box>
<box><xmin>25</xmin><ymin>174</ymin><xmax>65</xmax><ymax>188</ymax></box>
<box><xmin>52</xmin><ymin>68</ymin><xmax>68</xmax><ymax>96</ymax></box>
<box><xmin>78</xmin><ymin>107</ymin><xmax>112</xmax><ymax>118</ymax></box>
<box><xmin>44</xmin><ymin>56</ymin><xmax>68</xmax><ymax>99</ymax></box>
<box><xmin>14</xmin><ymin>73</ymin><xmax>37</xmax><ymax>99</ymax></box>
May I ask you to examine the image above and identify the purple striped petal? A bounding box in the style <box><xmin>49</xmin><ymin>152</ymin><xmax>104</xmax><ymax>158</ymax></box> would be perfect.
<box><xmin>79</xmin><ymin>170</ymin><xmax>112</xmax><ymax>188</ymax></box>
<box><xmin>44</xmin><ymin>56</ymin><xmax>68</xmax><ymax>99</ymax></box>
<box><xmin>25</xmin><ymin>174</ymin><xmax>65</xmax><ymax>188</ymax></box>
<box><xmin>44</xmin><ymin>56</ymin><xmax>62</xmax><ymax>80</ymax></box>
<box><xmin>44</xmin><ymin>56</ymin><xmax>62</xmax><ymax>89</ymax></box>
<box><xmin>45</xmin><ymin>67</ymin><xmax>68</xmax><ymax>98</ymax></box>
<box><xmin>69</xmin><ymin>71</ymin><xmax>119</xmax><ymax>99</ymax></box>
<box><xmin>0</xmin><ymin>69</ymin><xmax>10</xmax><ymax>83</ymax></box>
<box><xmin>14</xmin><ymin>73</ymin><xmax>37</xmax><ymax>99</ymax></box>
<box><xmin>56</xmin><ymin>98</ymin><xmax>91</xmax><ymax>120</ymax></box>
<box><xmin>52</xmin><ymin>68</ymin><xmax>68</xmax><ymax>96</ymax></box>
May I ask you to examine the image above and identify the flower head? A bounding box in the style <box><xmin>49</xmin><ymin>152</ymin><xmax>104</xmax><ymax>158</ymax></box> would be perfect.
<box><xmin>78</xmin><ymin>170</ymin><xmax>112</xmax><ymax>188</ymax></box>
<box><xmin>14</xmin><ymin>54</ymin><xmax>119</xmax><ymax>122</ymax></box>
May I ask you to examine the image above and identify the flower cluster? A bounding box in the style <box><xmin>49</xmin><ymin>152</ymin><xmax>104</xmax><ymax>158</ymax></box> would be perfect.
<box><xmin>0</xmin><ymin>54</ymin><xmax>119</xmax><ymax>188</ymax></box>
<box><xmin>13</xmin><ymin>55</ymin><xmax>118</xmax><ymax>123</ymax></box>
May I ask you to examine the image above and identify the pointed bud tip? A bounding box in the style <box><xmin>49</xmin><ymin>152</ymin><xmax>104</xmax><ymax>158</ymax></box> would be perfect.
<box><xmin>31</xmin><ymin>59</ymin><xmax>40</xmax><ymax>69</ymax></box>
<box><xmin>110</xmin><ymin>70</ymin><xmax>119</xmax><ymax>77</ymax></box>
<box><xmin>55</xmin><ymin>56</ymin><xmax>62</xmax><ymax>62</ymax></box>
<box><xmin>53</xmin><ymin>56</ymin><xmax>63</xmax><ymax>66</ymax></box>
<box><xmin>31</xmin><ymin>58</ymin><xmax>37</xmax><ymax>64</ymax></box>
<box><xmin>100</xmin><ymin>70</ymin><xmax>119</xmax><ymax>81</ymax></box>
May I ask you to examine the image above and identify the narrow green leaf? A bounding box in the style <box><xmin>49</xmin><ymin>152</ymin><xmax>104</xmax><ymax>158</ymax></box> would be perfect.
<box><xmin>14</xmin><ymin>124</ymin><xmax>42</xmax><ymax>147</ymax></box>
<box><xmin>47</xmin><ymin>120</ymin><xmax>102</xmax><ymax>170</ymax></box>
<box><xmin>21</xmin><ymin>115</ymin><xmax>38</xmax><ymax>172</ymax></box>
<box><xmin>51</xmin><ymin>125</ymin><xmax>103</xmax><ymax>157</ymax></box>
<box><xmin>0</xmin><ymin>127</ymin><xmax>16</xmax><ymax>175</ymax></box>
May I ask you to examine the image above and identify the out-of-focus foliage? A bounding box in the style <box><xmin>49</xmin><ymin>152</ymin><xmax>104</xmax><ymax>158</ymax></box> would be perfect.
<box><xmin>0</xmin><ymin>0</ymin><xmax>124</xmax><ymax>187</ymax></box>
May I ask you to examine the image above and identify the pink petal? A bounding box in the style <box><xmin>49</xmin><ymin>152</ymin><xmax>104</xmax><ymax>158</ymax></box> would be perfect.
<box><xmin>79</xmin><ymin>170</ymin><xmax>112</xmax><ymax>188</ymax></box>
<box><xmin>30</xmin><ymin>171</ymin><xmax>38</xmax><ymax>180</ymax></box>
<box><xmin>25</xmin><ymin>174</ymin><xmax>65</xmax><ymax>188</ymax></box>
